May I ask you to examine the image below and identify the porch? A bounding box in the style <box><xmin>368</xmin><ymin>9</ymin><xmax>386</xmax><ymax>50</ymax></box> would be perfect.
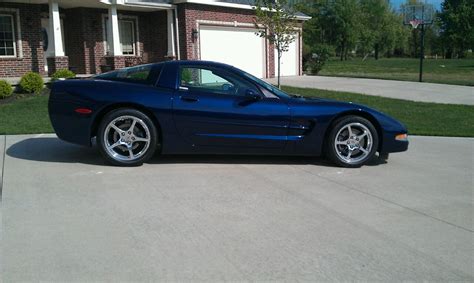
<box><xmin>0</xmin><ymin>0</ymin><xmax>179</xmax><ymax>77</ymax></box>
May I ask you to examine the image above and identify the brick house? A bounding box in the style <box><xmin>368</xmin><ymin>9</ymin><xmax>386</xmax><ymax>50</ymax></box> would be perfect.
<box><xmin>0</xmin><ymin>0</ymin><xmax>309</xmax><ymax>79</ymax></box>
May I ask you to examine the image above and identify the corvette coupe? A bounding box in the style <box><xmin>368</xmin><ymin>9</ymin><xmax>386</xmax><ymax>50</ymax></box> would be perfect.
<box><xmin>48</xmin><ymin>60</ymin><xmax>408</xmax><ymax>167</ymax></box>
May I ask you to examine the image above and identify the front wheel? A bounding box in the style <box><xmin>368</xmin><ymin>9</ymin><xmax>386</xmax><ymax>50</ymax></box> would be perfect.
<box><xmin>326</xmin><ymin>116</ymin><xmax>379</xmax><ymax>168</ymax></box>
<box><xmin>97</xmin><ymin>108</ymin><xmax>158</xmax><ymax>166</ymax></box>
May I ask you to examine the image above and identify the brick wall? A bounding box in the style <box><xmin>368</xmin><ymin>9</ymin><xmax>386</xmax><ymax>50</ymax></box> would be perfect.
<box><xmin>0</xmin><ymin>3</ymin><xmax>45</xmax><ymax>77</ymax></box>
<box><xmin>46</xmin><ymin>56</ymin><xmax>69</xmax><ymax>76</ymax></box>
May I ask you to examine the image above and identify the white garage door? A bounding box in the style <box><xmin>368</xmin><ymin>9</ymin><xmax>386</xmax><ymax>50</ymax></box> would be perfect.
<box><xmin>274</xmin><ymin>39</ymin><xmax>299</xmax><ymax>76</ymax></box>
<box><xmin>199</xmin><ymin>26</ymin><xmax>266</xmax><ymax>78</ymax></box>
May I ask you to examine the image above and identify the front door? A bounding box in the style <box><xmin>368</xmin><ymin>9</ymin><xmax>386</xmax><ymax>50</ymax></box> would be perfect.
<box><xmin>41</xmin><ymin>18</ymin><xmax>65</xmax><ymax>73</ymax></box>
<box><xmin>172</xmin><ymin>66</ymin><xmax>290</xmax><ymax>150</ymax></box>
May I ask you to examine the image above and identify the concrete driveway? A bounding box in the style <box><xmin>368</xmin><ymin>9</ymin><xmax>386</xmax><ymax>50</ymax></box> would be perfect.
<box><xmin>265</xmin><ymin>76</ymin><xmax>474</xmax><ymax>105</ymax></box>
<box><xmin>1</xmin><ymin>134</ymin><xmax>473</xmax><ymax>281</ymax></box>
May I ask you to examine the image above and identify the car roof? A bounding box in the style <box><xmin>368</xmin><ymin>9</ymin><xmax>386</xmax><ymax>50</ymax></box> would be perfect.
<box><xmin>156</xmin><ymin>60</ymin><xmax>236</xmax><ymax>69</ymax></box>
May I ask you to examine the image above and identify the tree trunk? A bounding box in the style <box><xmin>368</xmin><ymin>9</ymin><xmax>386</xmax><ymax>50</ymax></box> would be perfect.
<box><xmin>277</xmin><ymin>51</ymin><xmax>281</xmax><ymax>89</ymax></box>
<box><xmin>340</xmin><ymin>43</ymin><xmax>344</xmax><ymax>61</ymax></box>
<box><xmin>374</xmin><ymin>44</ymin><xmax>379</xmax><ymax>60</ymax></box>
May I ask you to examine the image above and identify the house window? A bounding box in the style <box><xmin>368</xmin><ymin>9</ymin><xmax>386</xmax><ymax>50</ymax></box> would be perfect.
<box><xmin>0</xmin><ymin>14</ymin><xmax>16</xmax><ymax>57</ymax></box>
<box><xmin>119</xmin><ymin>20</ymin><xmax>135</xmax><ymax>55</ymax></box>
<box><xmin>104</xmin><ymin>17</ymin><xmax>137</xmax><ymax>56</ymax></box>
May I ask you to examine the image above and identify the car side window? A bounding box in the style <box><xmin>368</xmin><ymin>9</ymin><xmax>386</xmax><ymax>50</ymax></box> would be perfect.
<box><xmin>180</xmin><ymin>67</ymin><xmax>238</xmax><ymax>95</ymax></box>
<box><xmin>96</xmin><ymin>64</ymin><xmax>159</xmax><ymax>85</ymax></box>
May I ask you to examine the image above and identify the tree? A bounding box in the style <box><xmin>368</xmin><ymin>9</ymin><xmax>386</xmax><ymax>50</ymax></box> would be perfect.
<box><xmin>438</xmin><ymin>0</ymin><xmax>474</xmax><ymax>58</ymax></box>
<box><xmin>332</xmin><ymin>0</ymin><xmax>361</xmax><ymax>60</ymax></box>
<box><xmin>254</xmin><ymin>0</ymin><xmax>298</xmax><ymax>88</ymax></box>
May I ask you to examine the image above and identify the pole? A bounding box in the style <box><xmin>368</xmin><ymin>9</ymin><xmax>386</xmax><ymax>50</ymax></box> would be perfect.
<box><xmin>419</xmin><ymin>23</ymin><xmax>425</xmax><ymax>82</ymax></box>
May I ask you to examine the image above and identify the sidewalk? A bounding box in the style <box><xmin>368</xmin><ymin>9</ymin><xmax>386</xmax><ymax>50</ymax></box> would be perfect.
<box><xmin>265</xmin><ymin>76</ymin><xmax>474</xmax><ymax>105</ymax></box>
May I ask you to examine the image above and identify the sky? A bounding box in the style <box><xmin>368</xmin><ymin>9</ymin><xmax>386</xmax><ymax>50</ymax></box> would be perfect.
<box><xmin>390</xmin><ymin>0</ymin><xmax>443</xmax><ymax>10</ymax></box>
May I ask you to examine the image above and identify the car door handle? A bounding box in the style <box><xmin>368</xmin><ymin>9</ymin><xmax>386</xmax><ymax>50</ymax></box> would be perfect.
<box><xmin>180</xmin><ymin>96</ymin><xmax>199</xmax><ymax>102</ymax></box>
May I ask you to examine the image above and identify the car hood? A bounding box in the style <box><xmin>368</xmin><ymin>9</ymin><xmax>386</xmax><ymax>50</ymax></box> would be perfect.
<box><xmin>289</xmin><ymin>96</ymin><xmax>408</xmax><ymax>133</ymax></box>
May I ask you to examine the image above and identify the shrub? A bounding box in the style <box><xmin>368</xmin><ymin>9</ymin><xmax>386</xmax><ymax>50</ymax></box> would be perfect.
<box><xmin>306</xmin><ymin>45</ymin><xmax>333</xmax><ymax>75</ymax></box>
<box><xmin>0</xmin><ymin>80</ymin><xmax>13</xmax><ymax>99</ymax></box>
<box><xmin>51</xmin><ymin>69</ymin><xmax>75</xmax><ymax>81</ymax></box>
<box><xmin>19</xmin><ymin>72</ymin><xmax>44</xmax><ymax>94</ymax></box>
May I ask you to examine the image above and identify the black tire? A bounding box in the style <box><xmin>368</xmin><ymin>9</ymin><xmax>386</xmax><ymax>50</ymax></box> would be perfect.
<box><xmin>326</xmin><ymin>115</ymin><xmax>379</xmax><ymax>168</ymax></box>
<box><xmin>97</xmin><ymin>108</ymin><xmax>158</xmax><ymax>166</ymax></box>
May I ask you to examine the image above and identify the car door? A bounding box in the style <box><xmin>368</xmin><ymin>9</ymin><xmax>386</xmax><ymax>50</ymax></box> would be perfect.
<box><xmin>172</xmin><ymin>65</ymin><xmax>290</xmax><ymax>150</ymax></box>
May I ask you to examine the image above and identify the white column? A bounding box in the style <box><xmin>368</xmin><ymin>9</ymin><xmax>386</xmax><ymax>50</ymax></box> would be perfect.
<box><xmin>108</xmin><ymin>4</ymin><xmax>122</xmax><ymax>56</ymax></box>
<box><xmin>167</xmin><ymin>9</ymin><xmax>176</xmax><ymax>58</ymax></box>
<box><xmin>48</xmin><ymin>0</ymin><xmax>64</xmax><ymax>56</ymax></box>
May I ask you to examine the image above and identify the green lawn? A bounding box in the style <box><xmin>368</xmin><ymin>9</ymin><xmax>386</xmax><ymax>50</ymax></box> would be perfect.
<box><xmin>283</xmin><ymin>86</ymin><xmax>474</xmax><ymax>137</ymax></box>
<box><xmin>1</xmin><ymin>89</ymin><xmax>473</xmax><ymax>137</ymax></box>
<box><xmin>319</xmin><ymin>58</ymin><xmax>474</xmax><ymax>86</ymax></box>
<box><xmin>0</xmin><ymin>94</ymin><xmax>53</xmax><ymax>135</ymax></box>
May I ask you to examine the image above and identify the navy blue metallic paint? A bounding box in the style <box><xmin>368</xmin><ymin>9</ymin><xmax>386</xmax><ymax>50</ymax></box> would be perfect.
<box><xmin>48</xmin><ymin>61</ymin><xmax>408</xmax><ymax>158</ymax></box>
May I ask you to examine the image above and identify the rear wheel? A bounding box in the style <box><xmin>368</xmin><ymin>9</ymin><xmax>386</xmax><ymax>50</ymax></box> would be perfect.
<box><xmin>97</xmin><ymin>108</ymin><xmax>158</xmax><ymax>166</ymax></box>
<box><xmin>326</xmin><ymin>116</ymin><xmax>378</xmax><ymax>168</ymax></box>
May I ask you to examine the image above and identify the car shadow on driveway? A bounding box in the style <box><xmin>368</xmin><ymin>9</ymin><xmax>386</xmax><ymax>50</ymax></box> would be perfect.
<box><xmin>6</xmin><ymin>137</ymin><xmax>106</xmax><ymax>166</ymax></box>
<box><xmin>6</xmin><ymin>137</ymin><xmax>386</xmax><ymax>167</ymax></box>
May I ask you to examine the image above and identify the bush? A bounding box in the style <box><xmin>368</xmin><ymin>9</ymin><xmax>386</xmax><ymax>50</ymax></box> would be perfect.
<box><xmin>0</xmin><ymin>80</ymin><xmax>13</xmax><ymax>99</ymax></box>
<box><xmin>19</xmin><ymin>72</ymin><xmax>44</xmax><ymax>94</ymax></box>
<box><xmin>51</xmin><ymin>69</ymin><xmax>75</xmax><ymax>81</ymax></box>
<box><xmin>306</xmin><ymin>45</ymin><xmax>333</xmax><ymax>75</ymax></box>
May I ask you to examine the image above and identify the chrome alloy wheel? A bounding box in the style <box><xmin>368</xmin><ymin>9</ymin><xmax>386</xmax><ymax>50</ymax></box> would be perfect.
<box><xmin>103</xmin><ymin>115</ymin><xmax>151</xmax><ymax>162</ymax></box>
<box><xmin>334</xmin><ymin>122</ymin><xmax>373</xmax><ymax>164</ymax></box>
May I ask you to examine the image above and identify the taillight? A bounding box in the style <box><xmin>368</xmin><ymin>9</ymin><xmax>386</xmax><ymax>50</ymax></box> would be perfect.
<box><xmin>74</xmin><ymin>108</ymin><xmax>92</xmax><ymax>114</ymax></box>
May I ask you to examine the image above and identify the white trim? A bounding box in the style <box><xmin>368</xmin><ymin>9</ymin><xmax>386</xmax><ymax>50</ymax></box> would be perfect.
<box><xmin>0</xmin><ymin>8</ymin><xmax>22</xmax><ymax>58</ymax></box>
<box><xmin>0</xmin><ymin>14</ymin><xmax>17</xmax><ymax>58</ymax></box>
<box><xmin>122</xmin><ymin>0</ymin><xmax>175</xmax><ymax>9</ymax></box>
<box><xmin>174</xmin><ymin>0</ymin><xmax>255</xmax><ymax>10</ymax></box>
<box><xmin>172</xmin><ymin>0</ymin><xmax>311</xmax><ymax>20</ymax></box>
<box><xmin>174</xmin><ymin>7</ymin><xmax>180</xmax><ymax>60</ymax></box>
<box><xmin>166</xmin><ymin>9</ymin><xmax>175</xmax><ymax>57</ymax></box>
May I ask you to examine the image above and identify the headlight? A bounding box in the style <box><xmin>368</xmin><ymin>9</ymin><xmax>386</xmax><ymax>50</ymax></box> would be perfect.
<box><xmin>395</xmin><ymin>133</ymin><xmax>408</xmax><ymax>141</ymax></box>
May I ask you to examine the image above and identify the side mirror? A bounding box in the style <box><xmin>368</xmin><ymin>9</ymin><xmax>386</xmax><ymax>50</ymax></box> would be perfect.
<box><xmin>222</xmin><ymin>83</ymin><xmax>234</xmax><ymax>92</ymax></box>
<box><xmin>245</xmin><ymin>89</ymin><xmax>261</xmax><ymax>100</ymax></box>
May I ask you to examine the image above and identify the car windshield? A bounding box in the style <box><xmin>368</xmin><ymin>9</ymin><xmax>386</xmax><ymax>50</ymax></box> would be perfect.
<box><xmin>238</xmin><ymin>70</ymin><xmax>293</xmax><ymax>99</ymax></box>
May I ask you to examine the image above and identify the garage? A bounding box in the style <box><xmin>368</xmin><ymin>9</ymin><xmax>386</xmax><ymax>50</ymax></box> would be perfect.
<box><xmin>274</xmin><ymin>38</ymin><xmax>299</xmax><ymax>77</ymax></box>
<box><xmin>199</xmin><ymin>25</ymin><xmax>266</xmax><ymax>78</ymax></box>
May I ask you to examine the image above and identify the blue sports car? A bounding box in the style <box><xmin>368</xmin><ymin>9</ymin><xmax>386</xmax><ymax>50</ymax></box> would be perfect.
<box><xmin>48</xmin><ymin>60</ymin><xmax>408</xmax><ymax>167</ymax></box>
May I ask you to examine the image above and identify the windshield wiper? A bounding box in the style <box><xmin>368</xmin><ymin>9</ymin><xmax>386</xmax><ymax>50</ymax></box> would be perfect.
<box><xmin>290</xmin><ymin>93</ymin><xmax>304</xmax><ymax>98</ymax></box>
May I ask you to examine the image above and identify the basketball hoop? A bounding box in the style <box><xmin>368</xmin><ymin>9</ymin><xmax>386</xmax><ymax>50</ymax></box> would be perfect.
<box><xmin>402</xmin><ymin>3</ymin><xmax>435</xmax><ymax>83</ymax></box>
<box><xmin>409</xmin><ymin>19</ymin><xmax>423</xmax><ymax>29</ymax></box>
<box><xmin>403</xmin><ymin>4</ymin><xmax>434</xmax><ymax>28</ymax></box>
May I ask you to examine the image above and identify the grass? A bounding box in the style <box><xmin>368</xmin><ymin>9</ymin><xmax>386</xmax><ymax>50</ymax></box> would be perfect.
<box><xmin>319</xmin><ymin>58</ymin><xmax>474</xmax><ymax>86</ymax></box>
<box><xmin>282</xmin><ymin>86</ymin><xmax>474</xmax><ymax>137</ymax></box>
<box><xmin>0</xmin><ymin>94</ymin><xmax>53</xmax><ymax>135</ymax></box>
<box><xmin>0</xmin><ymin>88</ymin><xmax>473</xmax><ymax>137</ymax></box>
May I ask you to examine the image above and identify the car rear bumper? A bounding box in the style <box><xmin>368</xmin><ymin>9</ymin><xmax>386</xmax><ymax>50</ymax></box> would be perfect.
<box><xmin>48</xmin><ymin>95</ymin><xmax>94</xmax><ymax>147</ymax></box>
